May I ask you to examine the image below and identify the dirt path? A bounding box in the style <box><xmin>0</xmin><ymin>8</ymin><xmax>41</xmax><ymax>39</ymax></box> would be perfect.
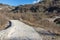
<box><xmin>0</xmin><ymin>20</ymin><xmax>42</xmax><ymax>40</ymax></box>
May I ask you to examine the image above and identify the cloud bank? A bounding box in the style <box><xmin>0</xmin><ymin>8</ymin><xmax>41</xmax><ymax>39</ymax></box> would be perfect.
<box><xmin>33</xmin><ymin>0</ymin><xmax>40</xmax><ymax>3</ymax></box>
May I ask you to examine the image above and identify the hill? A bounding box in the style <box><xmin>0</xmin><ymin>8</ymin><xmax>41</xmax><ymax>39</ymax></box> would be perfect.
<box><xmin>0</xmin><ymin>0</ymin><xmax>60</xmax><ymax>40</ymax></box>
<box><xmin>9</xmin><ymin>0</ymin><xmax>60</xmax><ymax>34</ymax></box>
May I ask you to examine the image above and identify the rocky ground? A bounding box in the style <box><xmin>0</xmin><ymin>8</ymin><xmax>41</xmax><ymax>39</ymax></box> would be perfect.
<box><xmin>0</xmin><ymin>0</ymin><xmax>59</xmax><ymax>40</ymax></box>
<box><xmin>0</xmin><ymin>20</ymin><xmax>59</xmax><ymax>40</ymax></box>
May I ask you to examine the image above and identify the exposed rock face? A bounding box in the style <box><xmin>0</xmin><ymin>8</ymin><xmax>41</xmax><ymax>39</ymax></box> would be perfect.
<box><xmin>11</xmin><ymin>0</ymin><xmax>60</xmax><ymax>13</ymax></box>
<box><xmin>54</xmin><ymin>18</ymin><xmax>60</xmax><ymax>24</ymax></box>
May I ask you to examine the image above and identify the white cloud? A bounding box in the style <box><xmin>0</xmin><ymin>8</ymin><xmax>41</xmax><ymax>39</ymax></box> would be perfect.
<box><xmin>33</xmin><ymin>0</ymin><xmax>40</xmax><ymax>3</ymax></box>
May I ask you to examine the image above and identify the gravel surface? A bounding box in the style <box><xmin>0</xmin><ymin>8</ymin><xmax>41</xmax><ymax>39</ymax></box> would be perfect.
<box><xmin>0</xmin><ymin>20</ymin><xmax>42</xmax><ymax>40</ymax></box>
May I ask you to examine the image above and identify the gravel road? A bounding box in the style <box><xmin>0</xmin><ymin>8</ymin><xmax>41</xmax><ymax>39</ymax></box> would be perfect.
<box><xmin>0</xmin><ymin>20</ymin><xmax>42</xmax><ymax>40</ymax></box>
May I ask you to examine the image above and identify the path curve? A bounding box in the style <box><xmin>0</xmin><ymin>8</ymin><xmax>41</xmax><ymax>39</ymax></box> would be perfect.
<box><xmin>0</xmin><ymin>20</ymin><xmax>42</xmax><ymax>40</ymax></box>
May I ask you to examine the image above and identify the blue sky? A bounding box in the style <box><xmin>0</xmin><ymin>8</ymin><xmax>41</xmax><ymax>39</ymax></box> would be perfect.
<box><xmin>0</xmin><ymin>0</ymin><xmax>38</xmax><ymax>6</ymax></box>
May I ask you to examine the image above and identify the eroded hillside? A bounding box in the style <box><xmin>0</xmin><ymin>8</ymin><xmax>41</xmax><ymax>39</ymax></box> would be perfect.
<box><xmin>8</xmin><ymin>0</ymin><xmax>60</xmax><ymax>34</ymax></box>
<box><xmin>0</xmin><ymin>0</ymin><xmax>60</xmax><ymax>39</ymax></box>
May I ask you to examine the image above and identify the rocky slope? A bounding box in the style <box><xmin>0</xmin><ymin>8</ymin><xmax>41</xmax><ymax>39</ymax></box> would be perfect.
<box><xmin>0</xmin><ymin>20</ymin><xmax>59</xmax><ymax>40</ymax></box>
<box><xmin>9</xmin><ymin>0</ymin><xmax>60</xmax><ymax>34</ymax></box>
<box><xmin>0</xmin><ymin>0</ymin><xmax>60</xmax><ymax>40</ymax></box>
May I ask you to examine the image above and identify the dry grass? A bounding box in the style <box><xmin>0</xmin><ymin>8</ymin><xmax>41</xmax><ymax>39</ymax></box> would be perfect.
<box><xmin>0</xmin><ymin>14</ymin><xmax>9</xmax><ymax>30</ymax></box>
